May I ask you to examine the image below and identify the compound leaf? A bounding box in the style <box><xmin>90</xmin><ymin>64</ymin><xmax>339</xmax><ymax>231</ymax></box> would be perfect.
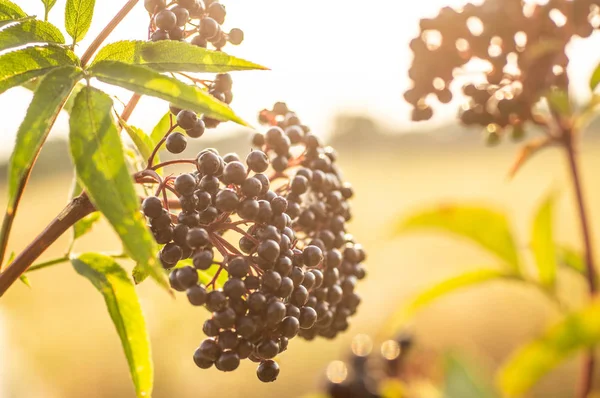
<box><xmin>72</xmin><ymin>253</ymin><xmax>153</xmax><ymax>398</ymax></box>
<box><xmin>0</xmin><ymin>19</ymin><xmax>65</xmax><ymax>51</ymax></box>
<box><xmin>65</xmin><ymin>0</ymin><xmax>95</xmax><ymax>44</ymax></box>
<box><xmin>0</xmin><ymin>0</ymin><xmax>27</xmax><ymax>27</ymax></box>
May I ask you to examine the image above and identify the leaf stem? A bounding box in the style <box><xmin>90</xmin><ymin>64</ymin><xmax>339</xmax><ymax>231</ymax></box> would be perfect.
<box><xmin>0</xmin><ymin>194</ymin><xmax>96</xmax><ymax>297</ymax></box>
<box><xmin>27</xmin><ymin>256</ymin><xmax>70</xmax><ymax>273</ymax></box>
<box><xmin>563</xmin><ymin>132</ymin><xmax>598</xmax><ymax>398</ymax></box>
<box><xmin>80</xmin><ymin>0</ymin><xmax>140</xmax><ymax>67</ymax></box>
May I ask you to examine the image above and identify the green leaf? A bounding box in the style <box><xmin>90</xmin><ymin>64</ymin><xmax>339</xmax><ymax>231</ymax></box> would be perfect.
<box><xmin>73</xmin><ymin>212</ymin><xmax>101</xmax><ymax>240</ymax></box>
<box><xmin>384</xmin><ymin>269</ymin><xmax>511</xmax><ymax>335</ymax></box>
<box><xmin>394</xmin><ymin>204</ymin><xmax>521</xmax><ymax>273</ymax></box>
<box><xmin>116</xmin><ymin>114</ymin><xmax>156</xmax><ymax>161</ymax></box>
<box><xmin>0</xmin><ymin>45</ymin><xmax>79</xmax><ymax>95</ymax></box>
<box><xmin>65</xmin><ymin>0</ymin><xmax>95</xmax><ymax>44</ymax></box>
<box><xmin>72</xmin><ymin>253</ymin><xmax>153</xmax><ymax>398</ymax></box>
<box><xmin>69</xmin><ymin>86</ymin><xmax>168</xmax><ymax>291</ymax></box>
<box><xmin>547</xmin><ymin>89</ymin><xmax>571</xmax><ymax>117</ymax></box>
<box><xmin>41</xmin><ymin>0</ymin><xmax>58</xmax><ymax>19</ymax></box>
<box><xmin>557</xmin><ymin>245</ymin><xmax>585</xmax><ymax>274</ymax></box>
<box><xmin>444</xmin><ymin>353</ymin><xmax>497</xmax><ymax>398</ymax></box>
<box><xmin>92</xmin><ymin>40</ymin><xmax>268</xmax><ymax>73</ymax></box>
<box><xmin>19</xmin><ymin>274</ymin><xmax>31</xmax><ymax>288</ymax></box>
<box><xmin>531</xmin><ymin>192</ymin><xmax>558</xmax><ymax>288</ymax></box>
<box><xmin>5</xmin><ymin>66</ymin><xmax>82</xmax><ymax>237</ymax></box>
<box><xmin>0</xmin><ymin>0</ymin><xmax>27</xmax><ymax>27</ymax></box>
<box><xmin>89</xmin><ymin>61</ymin><xmax>248</xmax><ymax>126</ymax></box>
<box><xmin>591</xmin><ymin>63</ymin><xmax>600</xmax><ymax>92</ymax></box>
<box><xmin>0</xmin><ymin>20</ymin><xmax>65</xmax><ymax>51</ymax></box>
<box><xmin>150</xmin><ymin>111</ymin><xmax>172</xmax><ymax>146</ymax></box>
<box><xmin>497</xmin><ymin>298</ymin><xmax>600</xmax><ymax>396</ymax></box>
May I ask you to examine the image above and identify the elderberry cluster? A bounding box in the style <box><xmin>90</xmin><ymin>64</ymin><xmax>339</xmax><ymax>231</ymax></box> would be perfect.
<box><xmin>405</xmin><ymin>0</ymin><xmax>600</xmax><ymax>141</ymax></box>
<box><xmin>141</xmin><ymin>104</ymin><xmax>366</xmax><ymax>382</ymax></box>
<box><xmin>145</xmin><ymin>0</ymin><xmax>243</xmax><ymax>49</ymax></box>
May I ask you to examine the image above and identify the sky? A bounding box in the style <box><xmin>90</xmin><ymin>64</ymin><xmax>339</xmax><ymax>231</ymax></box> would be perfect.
<box><xmin>2</xmin><ymin>0</ymin><xmax>600</xmax><ymax>160</ymax></box>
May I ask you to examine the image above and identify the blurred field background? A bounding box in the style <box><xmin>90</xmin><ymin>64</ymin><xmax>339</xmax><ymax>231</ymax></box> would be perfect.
<box><xmin>1</xmin><ymin>117</ymin><xmax>600</xmax><ymax>397</ymax></box>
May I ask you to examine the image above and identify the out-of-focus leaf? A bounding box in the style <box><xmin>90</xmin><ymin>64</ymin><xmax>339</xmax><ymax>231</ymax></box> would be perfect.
<box><xmin>65</xmin><ymin>0</ymin><xmax>95</xmax><ymax>44</ymax></box>
<box><xmin>151</xmin><ymin>111</ymin><xmax>173</xmax><ymax>146</ymax></box>
<box><xmin>590</xmin><ymin>62</ymin><xmax>600</xmax><ymax>92</ymax></box>
<box><xmin>379</xmin><ymin>379</ymin><xmax>407</xmax><ymax>398</ymax></box>
<box><xmin>3</xmin><ymin>66</ymin><xmax>82</xmax><ymax>254</ymax></box>
<box><xmin>497</xmin><ymin>298</ymin><xmax>600</xmax><ymax>396</ymax></box>
<box><xmin>69</xmin><ymin>86</ymin><xmax>168</xmax><ymax>291</ymax></box>
<box><xmin>384</xmin><ymin>269</ymin><xmax>511</xmax><ymax>335</ymax></box>
<box><xmin>444</xmin><ymin>353</ymin><xmax>497</xmax><ymax>398</ymax></box>
<box><xmin>0</xmin><ymin>19</ymin><xmax>65</xmax><ymax>51</ymax></box>
<box><xmin>0</xmin><ymin>45</ymin><xmax>79</xmax><ymax>94</ymax></box>
<box><xmin>72</xmin><ymin>253</ymin><xmax>153</xmax><ymax>398</ymax></box>
<box><xmin>0</xmin><ymin>0</ymin><xmax>27</xmax><ymax>27</ymax></box>
<box><xmin>547</xmin><ymin>89</ymin><xmax>572</xmax><ymax>118</ymax></box>
<box><xmin>531</xmin><ymin>192</ymin><xmax>558</xmax><ymax>289</ymax></box>
<box><xmin>557</xmin><ymin>245</ymin><xmax>585</xmax><ymax>274</ymax></box>
<box><xmin>73</xmin><ymin>212</ymin><xmax>101</xmax><ymax>240</ymax></box>
<box><xmin>394</xmin><ymin>204</ymin><xmax>521</xmax><ymax>273</ymax></box>
<box><xmin>508</xmin><ymin>136</ymin><xmax>554</xmax><ymax>178</ymax></box>
<box><xmin>19</xmin><ymin>274</ymin><xmax>31</xmax><ymax>287</ymax></box>
<box><xmin>116</xmin><ymin>114</ymin><xmax>156</xmax><ymax>161</ymax></box>
<box><xmin>89</xmin><ymin>61</ymin><xmax>248</xmax><ymax>126</ymax></box>
<box><xmin>92</xmin><ymin>40</ymin><xmax>268</xmax><ymax>73</ymax></box>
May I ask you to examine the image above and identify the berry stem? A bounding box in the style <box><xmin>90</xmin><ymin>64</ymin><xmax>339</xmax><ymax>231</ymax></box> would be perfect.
<box><xmin>147</xmin><ymin>124</ymin><xmax>180</xmax><ymax>167</ymax></box>
<box><xmin>80</xmin><ymin>0</ymin><xmax>140</xmax><ymax>67</ymax></box>
<box><xmin>0</xmin><ymin>194</ymin><xmax>96</xmax><ymax>296</ymax></box>
<box><xmin>563</xmin><ymin>131</ymin><xmax>598</xmax><ymax>398</ymax></box>
<box><xmin>121</xmin><ymin>94</ymin><xmax>142</xmax><ymax>123</ymax></box>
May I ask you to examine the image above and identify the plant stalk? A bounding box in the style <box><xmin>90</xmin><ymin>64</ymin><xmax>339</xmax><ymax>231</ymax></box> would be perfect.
<box><xmin>0</xmin><ymin>194</ymin><xmax>96</xmax><ymax>297</ymax></box>
<box><xmin>80</xmin><ymin>0</ymin><xmax>140</xmax><ymax>67</ymax></box>
<box><xmin>563</xmin><ymin>132</ymin><xmax>597</xmax><ymax>398</ymax></box>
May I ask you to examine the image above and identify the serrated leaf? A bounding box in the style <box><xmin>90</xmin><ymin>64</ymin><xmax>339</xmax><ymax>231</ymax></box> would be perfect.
<box><xmin>116</xmin><ymin>114</ymin><xmax>156</xmax><ymax>161</ymax></box>
<box><xmin>394</xmin><ymin>204</ymin><xmax>521</xmax><ymax>273</ymax></box>
<box><xmin>92</xmin><ymin>40</ymin><xmax>268</xmax><ymax>73</ymax></box>
<box><xmin>72</xmin><ymin>253</ymin><xmax>153</xmax><ymax>398</ymax></box>
<box><xmin>69</xmin><ymin>86</ymin><xmax>168</xmax><ymax>291</ymax></box>
<box><xmin>497</xmin><ymin>298</ymin><xmax>600</xmax><ymax>396</ymax></box>
<box><xmin>383</xmin><ymin>269</ymin><xmax>511</xmax><ymax>335</ymax></box>
<box><xmin>0</xmin><ymin>0</ymin><xmax>27</xmax><ymax>27</ymax></box>
<box><xmin>531</xmin><ymin>192</ymin><xmax>558</xmax><ymax>288</ymax></box>
<box><xmin>4</xmin><ymin>66</ymin><xmax>82</xmax><ymax>251</ymax></box>
<box><xmin>557</xmin><ymin>245</ymin><xmax>585</xmax><ymax>274</ymax></box>
<box><xmin>0</xmin><ymin>19</ymin><xmax>65</xmax><ymax>51</ymax></box>
<box><xmin>0</xmin><ymin>45</ymin><xmax>79</xmax><ymax>95</ymax></box>
<box><xmin>444</xmin><ymin>353</ymin><xmax>497</xmax><ymax>398</ymax></box>
<box><xmin>73</xmin><ymin>212</ymin><xmax>101</xmax><ymax>240</ymax></box>
<box><xmin>89</xmin><ymin>61</ymin><xmax>248</xmax><ymax>126</ymax></box>
<box><xmin>65</xmin><ymin>0</ymin><xmax>95</xmax><ymax>43</ymax></box>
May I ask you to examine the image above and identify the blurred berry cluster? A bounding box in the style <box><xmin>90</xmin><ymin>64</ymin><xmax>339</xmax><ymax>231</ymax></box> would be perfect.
<box><xmin>141</xmin><ymin>104</ymin><xmax>366</xmax><ymax>382</ymax></box>
<box><xmin>405</xmin><ymin>0</ymin><xmax>600</xmax><ymax>138</ymax></box>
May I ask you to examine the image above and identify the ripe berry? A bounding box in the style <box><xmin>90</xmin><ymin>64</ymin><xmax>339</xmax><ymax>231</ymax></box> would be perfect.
<box><xmin>206</xmin><ymin>290</ymin><xmax>227</xmax><ymax>312</ymax></box>
<box><xmin>203</xmin><ymin>319</ymin><xmax>220</xmax><ymax>337</ymax></box>
<box><xmin>223</xmin><ymin>278</ymin><xmax>246</xmax><ymax>298</ymax></box>
<box><xmin>241</xmin><ymin>177</ymin><xmax>262</xmax><ymax>198</ymax></box>
<box><xmin>166</xmin><ymin>132</ymin><xmax>187</xmax><ymax>154</ymax></box>
<box><xmin>215</xmin><ymin>189</ymin><xmax>239</xmax><ymax>212</ymax></box>
<box><xmin>186</xmin><ymin>119</ymin><xmax>206</xmax><ymax>138</ymax></box>
<box><xmin>208</xmin><ymin>2</ymin><xmax>226</xmax><ymax>24</ymax></box>
<box><xmin>191</xmin><ymin>35</ymin><xmax>207</xmax><ymax>48</ymax></box>
<box><xmin>238</xmin><ymin>199</ymin><xmax>259</xmax><ymax>220</ymax></box>
<box><xmin>257</xmin><ymin>240</ymin><xmax>280</xmax><ymax>263</ymax></box>
<box><xmin>169</xmin><ymin>27</ymin><xmax>184</xmax><ymax>40</ymax></box>
<box><xmin>145</xmin><ymin>0</ymin><xmax>166</xmax><ymax>13</ymax></box>
<box><xmin>228</xmin><ymin>257</ymin><xmax>249</xmax><ymax>278</ymax></box>
<box><xmin>246</xmin><ymin>150</ymin><xmax>269</xmax><ymax>173</ymax></box>
<box><xmin>214</xmin><ymin>73</ymin><xmax>233</xmax><ymax>93</ymax></box>
<box><xmin>247</xmin><ymin>292</ymin><xmax>267</xmax><ymax>313</ymax></box>
<box><xmin>257</xmin><ymin>340</ymin><xmax>279</xmax><ymax>360</ymax></box>
<box><xmin>303</xmin><ymin>245</ymin><xmax>323</xmax><ymax>267</ymax></box>
<box><xmin>197</xmin><ymin>150</ymin><xmax>221</xmax><ymax>175</ymax></box>
<box><xmin>187</xmin><ymin>227</ymin><xmax>210</xmax><ymax>248</ymax></box>
<box><xmin>223</xmin><ymin>161</ymin><xmax>247</xmax><ymax>185</ymax></box>
<box><xmin>160</xmin><ymin>243</ymin><xmax>182</xmax><ymax>268</ymax></box>
<box><xmin>266</xmin><ymin>301</ymin><xmax>286</xmax><ymax>325</ymax></box>
<box><xmin>174</xmin><ymin>173</ymin><xmax>197</xmax><ymax>196</ymax></box>
<box><xmin>257</xmin><ymin>360</ymin><xmax>280</xmax><ymax>382</ymax></box>
<box><xmin>298</xmin><ymin>306</ymin><xmax>317</xmax><ymax>329</ymax></box>
<box><xmin>290</xmin><ymin>285</ymin><xmax>309</xmax><ymax>307</ymax></box>
<box><xmin>199</xmin><ymin>17</ymin><xmax>219</xmax><ymax>40</ymax></box>
<box><xmin>272</xmin><ymin>102</ymin><xmax>288</xmax><ymax>116</ymax></box>
<box><xmin>193</xmin><ymin>351</ymin><xmax>213</xmax><ymax>369</ymax></box>
<box><xmin>155</xmin><ymin>10</ymin><xmax>177</xmax><ymax>31</ymax></box>
<box><xmin>215</xmin><ymin>351</ymin><xmax>240</xmax><ymax>372</ymax></box>
<box><xmin>280</xmin><ymin>316</ymin><xmax>300</xmax><ymax>338</ymax></box>
<box><xmin>213</xmin><ymin>308</ymin><xmax>236</xmax><ymax>329</ymax></box>
<box><xmin>150</xmin><ymin>30</ymin><xmax>169</xmax><ymax>41</ymax></box>
<box><xmin>228</xmin><ymin>28</ymin><xmax>244</xmax><ymax>45</ymax></box>
<box><xmin>177</xmin><ymin>110</ymin><xmax>198</xmax><ymax>130</ymax></box>
<box><xmin>218</xmin><ymin>330</ymin><xmax>239</xmax><ymax>350</ymax></box>
<box><xmin>177</xmin><ymin>266</ymin><xmax>199</xmax><ymax>289</ymax></box>
<box><xmin>187</xmin><ymin>285</ymin><xmax>207</xmax><ymax>306</ymax></box>
<box><xmin>142</xmin><ymin>196</ymin><xmax>163</xmax><ymax>218</ymax></box>
<box><xmin>171</xmin><ymin>6</ymin><xmax>189</xmax><ymax>26</ymax></box>
<box><xmin>197</xmin><ymin>339</ymin><xmax>221</xmax><ymax>361</ymax></box>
